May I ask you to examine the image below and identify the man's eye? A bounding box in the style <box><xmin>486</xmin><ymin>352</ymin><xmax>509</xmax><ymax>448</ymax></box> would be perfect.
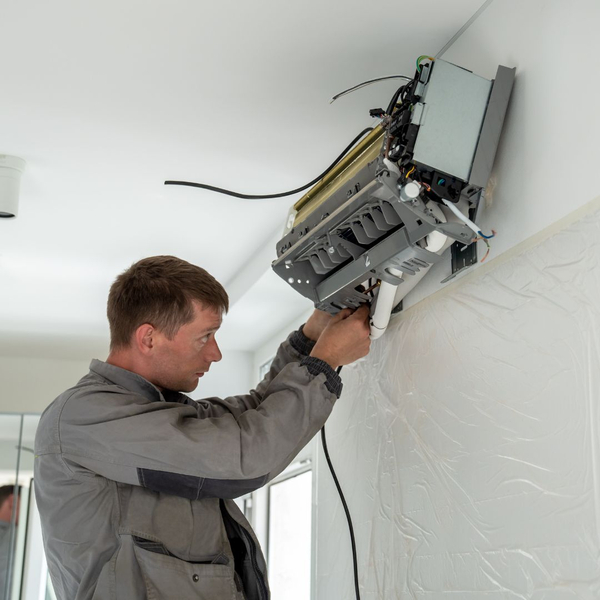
<box><xmin>200</xmin><ymin>335</ymin><xmax>210</xmax><ymax>343</ymax></box>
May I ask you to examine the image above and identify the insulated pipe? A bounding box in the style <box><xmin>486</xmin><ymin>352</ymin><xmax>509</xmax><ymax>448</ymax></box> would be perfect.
<box><xmin>369</xmin><ymin>202</ymin><xmax>453</xmax><ymax>339</ymax></box>
<box><xmin>369</xmin><ymin>269</ymin><xmax>402</xmax><ymax>339</ymax></box>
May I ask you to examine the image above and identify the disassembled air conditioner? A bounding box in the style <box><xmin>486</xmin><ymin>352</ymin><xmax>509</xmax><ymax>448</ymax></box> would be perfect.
<box><xmin>272</xmin><ymin>58</ymin><xmax>515</xmax><ymax>338</ymax></box>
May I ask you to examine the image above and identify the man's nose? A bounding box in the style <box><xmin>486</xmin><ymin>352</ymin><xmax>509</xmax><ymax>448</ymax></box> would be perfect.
<box><xmin>208</xmin><ymin>336</ymin><xmax>222</xmax><ymax>363</ymax></box>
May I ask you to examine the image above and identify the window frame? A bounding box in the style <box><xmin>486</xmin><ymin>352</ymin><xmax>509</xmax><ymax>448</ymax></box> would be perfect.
<box><xmin>249</xmin><ymin>444</ymin><xmax>317</xmax><ymax>600</ymax></box>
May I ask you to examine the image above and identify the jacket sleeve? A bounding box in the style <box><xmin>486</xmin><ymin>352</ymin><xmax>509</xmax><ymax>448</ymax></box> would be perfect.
<box><xmin>194</xmin><ymin>326</ymin><xmax>336</xmax><ymax>419</ymax></box>
<box><xmin>57</xmin><ymin>337</ymin><xmax>342</xmax><ymax>501</ymax></box>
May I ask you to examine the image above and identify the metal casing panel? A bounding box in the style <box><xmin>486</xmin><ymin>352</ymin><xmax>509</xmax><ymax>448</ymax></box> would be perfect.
<box><xmin>271</xmin><ymin>160</ymin><xmax>476</xmax><ymax>313</ymax></box>
<box><xmin>469</xmin><ymin>65</ymin><xmax>516</xmax><ymax>188</ymax></box>
<box><xmin>412</xmin><ymin>60</ymin><xmax>492</xmax><ymax>182</ymax></box>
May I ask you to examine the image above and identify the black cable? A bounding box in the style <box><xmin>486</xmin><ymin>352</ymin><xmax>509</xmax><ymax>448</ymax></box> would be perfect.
<box><xmin>385</xmin><ymin>73</ymin><xmax>419</xmax><ymax>117</ymax></box>
<box><xmin>330</xmin><ymin>75</ymin><xmax>413</xmax><ymax>103</ymax></box>
<box><xmin>385</xmin><ymin>84</ymin><xmax>407</xmax><ymax>117</ymax></box>
<box><xmin>164</xmin><ymin>127</ymin><xmax>374</xmax><ymax>200</ymax></box>
<box><xmin>321</xmin><ymin>365</ymin><xmax>361</xmax><ymax>600</ymax></box>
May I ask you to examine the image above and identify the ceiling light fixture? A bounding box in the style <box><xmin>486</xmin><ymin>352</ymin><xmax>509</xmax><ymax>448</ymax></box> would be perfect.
<box><xmin>0</xmin><ymin>155</ymin><xmax>26</xmax><ymax>219</ymax></box>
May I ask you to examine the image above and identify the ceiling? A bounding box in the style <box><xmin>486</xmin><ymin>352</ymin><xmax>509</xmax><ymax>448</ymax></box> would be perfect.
<box><xmin>0</xmin><ymin>0</ymin><xmax>488</xmax><ymax>357</ymax></box>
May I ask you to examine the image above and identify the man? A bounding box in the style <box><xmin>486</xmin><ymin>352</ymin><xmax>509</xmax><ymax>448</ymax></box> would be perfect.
<box><xmin>0</xmin><ymin>485</ymin><xmax>21</xmax><ymax>600</ymax></box>
<box><xmin>35</xmin><ymin>255</ymin><xmax>371</xmax><ymax>600</ymax></box>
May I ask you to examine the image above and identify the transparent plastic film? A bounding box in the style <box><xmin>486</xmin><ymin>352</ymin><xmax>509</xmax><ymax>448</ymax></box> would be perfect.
<box><xmin>316</xmin><ymin>206</ymin><xmax>600</xmax><ymax>599</ymax></box>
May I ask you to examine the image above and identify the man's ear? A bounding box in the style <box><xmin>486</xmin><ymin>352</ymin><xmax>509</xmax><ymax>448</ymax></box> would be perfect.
<box><xmin>134</xmin><ymin>324</ymin><xmax>156</xmax><ymax>355</ymax></box>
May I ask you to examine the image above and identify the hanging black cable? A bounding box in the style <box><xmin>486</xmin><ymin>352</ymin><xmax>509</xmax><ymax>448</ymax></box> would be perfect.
<box><xmin>321</xmin><ymin>365</ymin><xmax>361</xmax><ymax>600</ymax></box>
<box><xmin>330</xmin><ymin>75</ymin><xmax>413</xmax><ymax>103</ymax></box>
<box><xmin>164</xmin><ymin>127</ymin><xmax>374</xmax><ymax>200</ymax></box>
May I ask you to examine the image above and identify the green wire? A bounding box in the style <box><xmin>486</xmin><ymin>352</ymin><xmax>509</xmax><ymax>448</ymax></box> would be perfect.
<box><xmin>416</xmin><ymin>55</ymin><xmax>434</xmax><ymax>72</ymax></box>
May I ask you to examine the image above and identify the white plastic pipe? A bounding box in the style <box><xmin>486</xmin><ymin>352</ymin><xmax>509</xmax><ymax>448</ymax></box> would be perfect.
<box><xmin>369</xmin><ymin>203</ymin><xmax>452</xmax><ymax>339</ymax></box>
<box><xmin>441</xmin><ymin>198</ymin><xmax>480</xmax><ymax>236</ymax></box>
<box><xmin>369</xmin><ymin>267</ymin><xmax>403</xmax><ymax>339</ymax></box>
<box><xmin>0</xmin><ymin>155</ymin><xmax>26</xmax><ymax>218</ymax></box>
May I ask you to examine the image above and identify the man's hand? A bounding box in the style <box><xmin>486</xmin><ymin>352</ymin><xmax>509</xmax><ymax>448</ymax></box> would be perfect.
<box><xmin>309</xmin><ymin>305</ymin><xmax>371</xmax><ymax>369</ymax></box>
<box><xmin>302</xmin><ymin>309</ymin><xmax>334</xmax><ymax>342</ymax></box>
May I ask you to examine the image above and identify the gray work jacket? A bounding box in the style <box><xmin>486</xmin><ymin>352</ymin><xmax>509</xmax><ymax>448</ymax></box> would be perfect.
<box><xmin>34</xmin><ymin>329</ymin><xmax>342</xmax><ymax>600</ymax></box>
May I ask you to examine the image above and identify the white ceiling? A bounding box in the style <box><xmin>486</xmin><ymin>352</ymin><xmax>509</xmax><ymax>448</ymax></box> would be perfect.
<box><xmin>0</xmin><ymin>0</ymin><xmax>487</xmax><ymax>356</ymax></box>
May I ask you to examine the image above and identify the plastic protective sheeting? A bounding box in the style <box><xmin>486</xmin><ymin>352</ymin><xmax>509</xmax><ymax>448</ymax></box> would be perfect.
<box><xmin>316</xmin><ymin>207</ymin><xmax>600</xmax><ymax>599</ymax></box>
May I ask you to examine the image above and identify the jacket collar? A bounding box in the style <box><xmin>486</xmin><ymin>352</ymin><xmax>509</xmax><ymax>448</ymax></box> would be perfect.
<box><xmin>89</xmin><ymin>360</ymin><xmax>196</xmax><ymax>407</ymax></box>
<box><xmin>89</xmin><ymin>359</ymin><xmax>166</xmax><ymax>403</ymax></box>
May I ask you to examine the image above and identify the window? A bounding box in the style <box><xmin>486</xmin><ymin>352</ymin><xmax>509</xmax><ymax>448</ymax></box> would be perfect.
<box><xmin>258</xmin><ymin>357</ymin><xmax>274</xmax><ymax>381</ymax></box>
<box><xmin>234</xmin><ymin>493</ymin><xmax>253</xmax><ymax>523</ymax></box>
<box><xmin>268</xmin><ymin>468</ymin><xmax>313</xmax><ymax>600</ymax></box>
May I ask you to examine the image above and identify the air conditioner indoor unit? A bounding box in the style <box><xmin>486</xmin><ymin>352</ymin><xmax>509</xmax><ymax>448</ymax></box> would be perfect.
<box><xmin>272</xmin><ymin>58</ymin><xmax>515</xmax><ymax>338</ymax></box>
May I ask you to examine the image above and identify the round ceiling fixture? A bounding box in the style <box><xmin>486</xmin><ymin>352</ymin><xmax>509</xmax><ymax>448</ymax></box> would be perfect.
<box><xmin>0</xmin><ymin>155</ymin><xmax>26</xmax><ymax>219</ymax></box>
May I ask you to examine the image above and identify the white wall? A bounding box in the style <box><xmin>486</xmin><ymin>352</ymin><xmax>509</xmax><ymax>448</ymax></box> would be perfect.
<box><xmin>0</xmin><ymin>355</ymin><xmax>92</xmax><ymax>414</ymax></box>
<box><xmin>313</xmin><ymin>1</ymin><xmax>600</xmax><ymax>597</ymax></box>
<box><xmin>191</xmin><ymin>349</ymin><xmax>254</xmax><ymax>400</ymax></box>
<box><xmin>0</xmin><ymin>343</ymin><xmax>253</xmax><ymax>414</ymax></box>
<box><xmin>0</xmin><ymin>331</ymin><xmax>109</xmax><ymax>413</ymax></box>
<box><xmin>406</xmin><ymin>0</ymin><xmax>600</xmax><ymax>308</ymax></box>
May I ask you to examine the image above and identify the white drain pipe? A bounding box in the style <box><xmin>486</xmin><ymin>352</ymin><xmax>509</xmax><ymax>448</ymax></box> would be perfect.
<box><xmin>0</xmin><ymin>155</ymin><xmax>26</xmax><ymax>218</ymax></box>
<box><xmin>369</xmin><ymin>202</ymin><xmax>453</xmax><ymax>339</ymax></box>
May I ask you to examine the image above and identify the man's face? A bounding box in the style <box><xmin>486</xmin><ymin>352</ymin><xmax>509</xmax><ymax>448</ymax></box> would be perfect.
<box><xmin>0</xmin><ymin>492</ymin><xmax>20</xmax><ymax>526</ymax></box>
<box><xmin>150</xmin><ymin>302</ymin><xmax>223</xmax><ymax>393</ymax></box>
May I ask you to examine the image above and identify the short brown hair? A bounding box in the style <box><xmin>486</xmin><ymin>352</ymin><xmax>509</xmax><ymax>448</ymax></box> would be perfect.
<box><xmin>0</xmin><ymin>484</ymin><xmax>21</xmax><ymax>508</ymax></box>
<box><xmin>107</xmin><ymin>256</ymin><xmax>229</xmax><ymax>350</ymax></box>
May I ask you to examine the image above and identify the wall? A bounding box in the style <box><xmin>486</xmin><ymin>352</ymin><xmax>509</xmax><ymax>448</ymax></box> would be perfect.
<box><xmin>0</xmin><ymin>342</ymin><xmax>253</xmax><ymax>414</ymax></box>
<box><xmin>406</xmin><ymin>0</ymin><xmax>600</xmax><ymax>308</ymax></box>
<box><xmin>314</xmin><ymin>2</ymin><xmax>600</xmax><ymax>598</ymax></box>
<box><xmin>0</xmin><ymin>355</ymin><xmax>92</xmax><ymax>414</ymax></box>
<box><xmin>191</xmin><ymin>349</ymin><xmax>254</xmax><ymax>401</ymax></box>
